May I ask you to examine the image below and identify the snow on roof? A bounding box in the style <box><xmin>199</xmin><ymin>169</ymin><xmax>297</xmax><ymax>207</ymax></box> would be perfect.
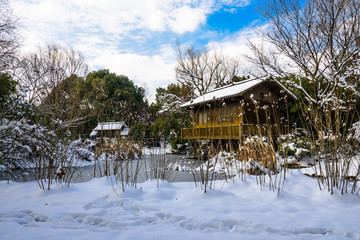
<box><xmin>93</xmin><ymin>122</ymin><xmax>126</xmax><ymax>131</ymax></box>
<box><xmin>181</xmin><ymin>78</ymin><xmax>263</xmax><ymax>108</ymax></box>
<box><xmin>180</xmin><ymin>78</ymin><xmax>296</xmax><ymax>108</ymax></box>
<box><xmin>89</xmin><ymin>131</ymin><xmax>97</xmax><ymax>137</ymax></box>
<box><xmin>89</xmin><ymin>122</ymin><xmax>128</xmax><ymax>137</ymax></box>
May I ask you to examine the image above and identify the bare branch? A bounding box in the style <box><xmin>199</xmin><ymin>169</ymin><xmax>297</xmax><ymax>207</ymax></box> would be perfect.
<box><xmin>175</xmin><ymin>43</ymin><xmax>239</xmax><ymax>96</ymax></box>
<box><xmin>14</xmin><ymin>44</ymin><xmax>88</xmax><ymax>105</ymax></box>
<box><xmin>0</xmin><ymin>0</ymin><xmax>20</xmax><ymax>72</ymax></box>
<box><xmin>249</xmin><ymin>0</ymin><xmax>360</xmax><ymax>102</ymax></box>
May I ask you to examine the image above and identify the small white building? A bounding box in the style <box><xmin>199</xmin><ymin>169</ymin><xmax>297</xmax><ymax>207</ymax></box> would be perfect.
<box><xmin>90</xmin><ymin>122</ymin><xmax>129</xmax><ymax>139</ymax></box>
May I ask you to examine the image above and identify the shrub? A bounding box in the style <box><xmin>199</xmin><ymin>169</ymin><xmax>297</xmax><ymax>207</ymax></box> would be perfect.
<box><xmin>278</xmin><ymin>128</ymin><xmax>318</xmax><ymax>160</ymax></box>
<box><xmin>171</xmin><ymin>137</ymin><xmax>186</xmax><ymax>153</ymax></box>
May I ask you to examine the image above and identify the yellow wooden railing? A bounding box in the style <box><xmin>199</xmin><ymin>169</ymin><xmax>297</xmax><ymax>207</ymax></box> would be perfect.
<box><xmin>181</xmin><ymin>124</ymin><xmax>289</xmax><ymax>140</ymax></box>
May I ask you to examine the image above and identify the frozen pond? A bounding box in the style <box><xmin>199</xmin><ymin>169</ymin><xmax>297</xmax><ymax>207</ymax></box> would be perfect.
<box><xmin>73</xmin><ymin>154</ymin><xmax>202</xmax><ymax>183</ymax></box>
<box><xmin>0</xmin><ymin>154</ymin><xmax>227</xmax><ymax>183</ymax></box>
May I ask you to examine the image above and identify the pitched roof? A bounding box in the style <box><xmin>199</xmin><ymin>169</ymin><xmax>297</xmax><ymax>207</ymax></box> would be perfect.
<box><xmin>180</xmin><ymin>78</ymin><xmax>296</xmax><ymax>108</ymax></box>
<box><xmin>89</xmin><ymin>122</ymin><xmax>129</xmax><ymax>137</ymax></box>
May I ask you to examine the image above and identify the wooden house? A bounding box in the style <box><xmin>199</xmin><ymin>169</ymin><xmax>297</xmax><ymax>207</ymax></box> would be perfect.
<box><xmin>180</xmin><ymin>78</ymin><xmax>297</xmax><ymax>140</ymax></box>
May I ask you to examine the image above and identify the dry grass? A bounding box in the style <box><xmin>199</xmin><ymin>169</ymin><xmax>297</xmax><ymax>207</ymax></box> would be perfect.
<box><xmin>238</xmin><ymin>138</ymin><xmax>277</xmax><ymax>174</ymax></box>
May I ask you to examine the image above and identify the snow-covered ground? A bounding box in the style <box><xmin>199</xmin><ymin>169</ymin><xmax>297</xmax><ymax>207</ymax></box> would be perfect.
<box><xmin>1</xmin><ymin>170</ymin><xmax>359</xmax><ymax>240</ymax></box>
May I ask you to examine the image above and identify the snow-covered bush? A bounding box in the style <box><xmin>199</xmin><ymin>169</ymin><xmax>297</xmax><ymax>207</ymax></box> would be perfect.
<box><xmin>0</xmin><ymin>118</ymin><xmax>55</xmax><ymax>170</ymax></box>
<box><xmin>348</xmin><ymin>121</ymin><xmax>360</xmax><ymax>144</ymax></box>
<box><xmin>278</xmin><ymin>128</ymin><xmax>318</xmax><ymax>160</ymax></box>
<box><xmin>240</xmin><ymin>136</ymin><xmax>277</xmax><ymax>172</ymax></box>
<box><xmin>197</xmin><ymin>151</ymin><xmax>240</xmax><ymax>177</ymax></box>
<box><xmin>189</xmin><ymin>135</ymin><xmax>283</xmax><ymax>193</ymax></box>
<box><xmin>200</xmin><ymin>151</ymin><xmax>279</xmax><ymax>177</ymax></box>
<box><xmin>111</xmin><ymin>140</ymin><xmax>142</xmax><ymax>160</ymax></box>
<box><xmin>68</xmin><ymin>139</ymin><xmax>96</xmax><ymax>162</ymax></box>
<box><xmin>0</xmin><ymin>79</ymin><xmax>35</xmax><ymax>122</ymax></box>
<box><xmin>0</xmin><ymin>119</ymin><xmax>93</xmax><ymax>189</ymax></box>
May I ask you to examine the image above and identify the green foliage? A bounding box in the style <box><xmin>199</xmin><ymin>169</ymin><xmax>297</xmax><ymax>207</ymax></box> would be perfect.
<box><xmin>148</xmin><ymin>83</ymin><xmax>193</xmax><ymax>143</ymax></box>
<box><xmin>0</xmin><ymin>73</ymin><xmax>34</xmax><ymax>121</ymax></box>
<box><xmin>155</xmin><ymin>83</ymin><xmax>193</xmax><ymax>103</ymax></box>
<box><xmin>151</xmin><ymin>83</ymin><xmax>193</xmax><ymax>116</ymax></box>
<box><xmin>231</xmin><ymin>75</ymin><xmax>250</xmax><ymax>83</ymax></box>
<box><xmin>83</xmin><ymin>69</ymin><xmax>145</xmax><ymax>123</ymax></box>
<box><xmin>150</xmin><ymin>115</ymin><xmax>180</xmax><ymax>141</ymax></box>
<box><xmin>171</xmin><ymin>137</ymin><xmax>186</xmax><ymax>152</ymax></box>
<box><xmin>279</xmin><ymin>74</ymin><xmax>360</xmax><ymax>131</ymax></box>
<box><xmin>16</xmin><ymin>69</ymin><xmax>149</xmax><ymax>140</ymax></box>
<box><xmin>42</xmin><ymin>75</ymin><xmax>86</xmax><ymax>118</ymax></box>
<box><xmin>36</xmin><ymin>74</ymin><xmax>91</xmax><ymax>139</ymax></box>
<box><xmin>0</xmin><ymin>73</ymin><xmax>16</xmax><ymax>117</ymax></box>
<box><xmin>276</xmin><ymin>75</ymin><xmax>315</xmax><ymax>127</ymax></box>
<box><xmin>0</xmin><ymin>73</ymin><xmax>16</xmax><ymax>105</ymax></box>
<box><xmin>129</xmin><ymin>121</ymin><xmax>150</xmax><ymax>143</ymax></box>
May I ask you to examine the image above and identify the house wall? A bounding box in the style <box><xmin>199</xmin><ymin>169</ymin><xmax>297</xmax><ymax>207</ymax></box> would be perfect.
<box><xmin>192</xmin><ymin>84</ymin><xmax>283</xmax><ymax>128</ymax></box>
<box><xmin>243</xmin><ymin>84</ymin><xmax>280</xmax><ymax>102</ymax></box>
<box><xmin>193</xmin><ymin>102</ymin><xmax>243</xmax><ymax>128</ymax></box>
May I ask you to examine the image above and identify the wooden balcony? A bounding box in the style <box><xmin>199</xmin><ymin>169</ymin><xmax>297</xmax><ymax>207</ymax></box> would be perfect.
<box><xmin>181</xmin><ymin>124</ymin><xmax>289</xmax><ymax>140</ymax></box>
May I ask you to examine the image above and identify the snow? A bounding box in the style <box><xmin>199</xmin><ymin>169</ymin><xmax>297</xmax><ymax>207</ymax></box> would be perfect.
<box><xmin>90</xmin><ymin>122</ymin><xmax>128</xmax><ymax>137</ymax></box>
<box><xmin>180</xmin><ymin>78</ymin><xmax>297</xmax><ymax>108</ymax></box>
<box><xmin>1</xmin><ymin>171</ymin><xmax>359</xmax><ymax>240</ymax></box>
<box><xmin>181</xmin><ymin>78</ymin><xmax>264</xmax><ymax>107</ymax></box>
<box><xmin>142</xmin><ymin>143</ymin><xmax>173</xmax><ymax>155</ymax></box>
<box><xmin>300</xmin><ymin>155</ymin><xmax>360</xmax><ymax>178</ymax></box>
<box><xmin>350</xmin><ymin>121</ymin><xmax>360</xmax><ymax>141</ymax></box>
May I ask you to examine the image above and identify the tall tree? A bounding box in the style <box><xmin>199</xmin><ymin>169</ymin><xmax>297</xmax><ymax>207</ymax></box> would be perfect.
<box><xmin>15</xmin><ymin>44</ymin><xmax>88</xmax><ymax>105</ymax></box>
<box><xmin>249</xmin><ymin>0</ymin><xmax>360</xmax><ymax>103</ymax></box>
<box><xmin>41</xmin><ymin>74</ymin><xmax>89</xmax><ymax>131</ymax></box>
<box><xmin>0</xmin><ymin>0</ymin><xmax>19</xmax><ymax>72</ymax></box>
<box><xmin>153</xmin><ymin>83</ymin><xmax>193</xmax><ymax>114</ymax></box>
<box><xmin>147</xmin><ymin>83</ymin><xmax>192</xmax><ymax>143</ymax></box>
<box><xmin>175</xmin><ymin>44</ymin><xmax>239</xmax><ymax>97</ymax></box>
<box><xmin>249</xmin><ymin>0</ymin><xmax>360</xmax><ymax>194</ymax></box>
<box><xmin>83</xmin><ymin>69</ymin><xmax>146</xmax><ymax>125</ymax></box>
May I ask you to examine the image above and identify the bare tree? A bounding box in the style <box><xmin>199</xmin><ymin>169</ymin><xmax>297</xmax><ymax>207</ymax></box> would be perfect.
<box><xmin>249</xmin><ymin>0</ymin><xmax>360</xmax><ymax>103</ymax></box>
<box><xmin>249</xmin><ymin>0</ymin><xmax>360</xmax><ymax>194</ymax></box>
<box><xmin>175</xmin><ymin>43</ymin><xmax>239</xmax><ymax>97</ymax></box>
<box><xmin>15</xmin><ymin>44</ymin><xmax>88</xmax><ymax>105</ymax></box>
<box><xmin>0</xmin><ymin>0</ymin><xmax>19</xmax><ymax>72</ymax></box>
<box><xmin>12</xmin><ymin>44</ymin><xmax>89</xmax><ymax>132</ymax></box>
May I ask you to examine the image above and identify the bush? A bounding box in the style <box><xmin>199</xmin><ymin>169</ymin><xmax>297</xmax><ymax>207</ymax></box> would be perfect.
<box><xmin>0</xmin><ymin>118</ymin><xmax>55</xmax><ymax>169</ymax></box>
<box><xmin>0</xmin><ymin>119</ymin><xmax>88</xmax><ymax>189</ymax></box>
<box><xmin>171</xmin><ymin>137</ymin><xmax>186</xmax><ymax>153</ymax></box>
<box><xmin>278</xmin><ymin>128</ymin><xmax>318</xmax><ymax>160</ymax></box>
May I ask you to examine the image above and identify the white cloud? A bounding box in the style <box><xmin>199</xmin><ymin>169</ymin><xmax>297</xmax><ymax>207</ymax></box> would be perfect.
<box><xmin>88</xmin><ymin>46</ymin><xmax>177</xmax><ymax>102</ymax></box>
<box><xmin>169</xmin><ymin>6</ymin><xmax>208</xmax><ymax>34</ymax></box>
<box><xmin>206</xmin><ymin>23</ymin><xmax>298</xmax><ymax>77</ymax></box>
<box><xmin>12</xmin><ymin>0</ymin><xmax>252</xmax><ymax>43</ymax></box>
<box><xmin>206</xmin><ymin>25</ymin><xmax>262</xmax><ymax>75</ymax></box>
<box><xmin>214</xmin><ymin>0</ymin><xmax>251</xmax><ymax>12</ymax></box>
<box><xmin>10</xmin><ymin>0</ymin><xmax>255</xmax><ymax>100</ymax></box>
<box><xmin>12</xmin><ymin>0</ymin><xmax>213</xmax><ymax>40</ymax></box>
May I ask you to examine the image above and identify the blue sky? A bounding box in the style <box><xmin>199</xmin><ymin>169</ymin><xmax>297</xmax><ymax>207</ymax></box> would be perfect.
<box><xmin>12</xmin><ymin>0</ymin><xmax>268</xmax><ymax>101</ymax></box>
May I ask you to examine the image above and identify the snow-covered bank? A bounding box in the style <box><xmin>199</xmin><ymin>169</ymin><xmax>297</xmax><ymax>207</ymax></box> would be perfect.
<box><xmin>1</xmin><ymin>171</ymin><xmax>359</xmax><ymax>240</ymax></box>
